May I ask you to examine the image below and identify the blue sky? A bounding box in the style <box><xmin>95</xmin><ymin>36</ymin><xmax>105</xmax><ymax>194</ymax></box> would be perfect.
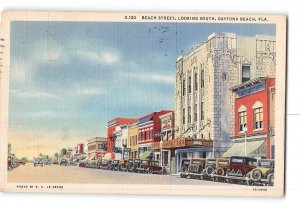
<box><xmin>9</xmin><ymin>21</ymin><xmax>275</xmax><ymax>156</ymax></box>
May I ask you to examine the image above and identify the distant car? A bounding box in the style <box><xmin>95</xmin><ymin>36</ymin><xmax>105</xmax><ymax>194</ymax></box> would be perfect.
<box><xmin>125</xmin><ymin>159</ymin><xmax>134</xmax><ymax>172</ymax></box>
<box><xmin>110</xmin><ymin>160</ymin><xmax>120</xmax><ymax>171</ymax></box>
<box><xmin>59</xmin><ymin>159</ymin><xmax>68</xmax><ymax>166</ymax></box>
<box><xmin>202</xmin><ymin>158</ymin><xmax>216</xmax><ymax>180</ymax></box>
<box><xmin>52</xmin><ymin>160</ymin><xmax>59</xmax><ymax>165</ymax></box>
<box><xmin>187</xmin><ymin>158</ymin><xmax>206</xmax><ymax>179</ymax></box>
<box><xmin>249</xmin><ymin>159</ymin><xmax>274</xmax><ymax>186</ymax></box>
<box><xmin>213</xmin><ymin>157</ymin><xmax>230</xmax><ymax>182</ymax></box>
<box><xmin>43</xmin><ymin>159</ymin><xmax>52</xmax><ymax>166</ymax></box>
<box><xmin>69</xmin><ymin>159</ymin><xmax>78</xmax><ymax>166</ymax></box>
<box><xmin>79</xmin><ymin>160</ymin><xmax>87</xmax><ymax>168</ymax></box>
<box><xmin>7</xmin><ymin>155</ymin><xmax>17</xmax><ymax>170</ymax></box>
<box><xmin>131</xmin><ymin>159</ymin><xmax>141</xmax><ymax>173</ymax></box>
<box><xmin>145</xmin><ymin>160</ymin><xmax>167</xmax><ymax>174</ymax></box>
<box><xmin>18</xmin><ymin>160</ymin><xmax>26</xmax><ymax>166</ymax></box>
<box><xmin>34</xmin><ymin>159</ymin><xmax>44</xmax><ymax>167</ymax></box>
<box><xmin>118</xmin><ymin>160</ymin><xmax>128</xmax><ymax>171</ymax></box>
<box><xmin>180</xmin><ymin>159</ymin><xmax>191</xmax><ymax>178</ymax></box>
<box><xmin>100</xmin><ymin>160</ymin><xmax>112</xmax><ymax>170</ymax></box>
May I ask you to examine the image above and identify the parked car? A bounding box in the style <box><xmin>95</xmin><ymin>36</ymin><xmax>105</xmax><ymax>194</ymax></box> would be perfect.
<box><xmin>227</xmin><ymin>156</ymin><xmax>257</xmax><ymax>184</ymax></box>
<box><xmin>90</xmin><ymin>158</ymin><xmax>99</xmax><ymax>168</ymax></box>
<box><xmin>52</xmin><ymin>160</ymin><xmax>59</xmax><ymax>165</ymax></box>
<box><xmin>34</xmin><ymin>158</ymin><xmax>44</xmax><ymax>167</ymax></box>
<box><xmin>118</xmin><ymin>160</ymin><xmax>128</xmax><ymax>171</ymax></box>
<box><xmin>137</xmin><ymin>160</ymin><xmax>150</xmax><ymax>173</ymax></box>
<box><xmin>110</xmin><ymin>160</ymin><xmax>120</xmax><ymax>171</ymax></box>
<box><xmin>148</xmin><ymin>160</ymin><xmax>167</xmax><ymax>174</ymax></box>
<box><xmin>187</xmin><ymin>158</ymin><xmax>206</xmax><ymax>179</ymax></box>
<box><xmin>7</xmin><ymin>155</ymin><xmax>17</xmax><ymax>170</ymax></box>
<box><xmin>249</xmin><ymin>159</ymin><xmax>274</xmax><ymax>186</ymax></box>
<box><xmin>180</xmin><ymin>159</ymin><xmax>191</xmax><ymax>178</ymax></box>
<box><xmin>18</xmin><ymin>160</ymin><xmax>26</xmax><ymax>166</ymax></box>
<box><xmin>131</xmin><ymin>159</ymin><xmax>141</xmax><ymax>173</ymax></box>
<box><xmin>202</xmin><ymin>158</ymin><xmax>216</xmax><ymax>180</ymax></box>
<box><xmin>79</xmin><ymin>159</ymin><xmax>86</xmax><ymax>168</ymax></box>
<box><xmin>59</xmin><ymin>158</ymin><xmax>68</xmax><ymax>166</ymax></box>
<box><xmin>100</xmin><ymin>160</ymin><xmax>112</xmax><ymax>170</ymax></box>
<box><xmin>43</xmin><ymin>159</ymin><xmax>52</xmax><ymax>166</ymax></box>
<box><xmin>213</xmin><ymin>157</ymin><xmax>230</xmax><ymax>182</ymax></box>
<box><xmin>69</xmin><ymin>159</ymin><xmax>78</xmax><ymax>166</ymax></box>
<box><xmin>125</xmin><ymin>159</ymin><xmax>134</xmax><ymax>172</ymax></box>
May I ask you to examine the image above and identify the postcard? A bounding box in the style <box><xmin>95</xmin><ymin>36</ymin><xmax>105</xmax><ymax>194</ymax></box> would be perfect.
<box><xmin>0</xmin><ymin>11</ymin><xmax>286</xmax><ymax>196</ymax></box>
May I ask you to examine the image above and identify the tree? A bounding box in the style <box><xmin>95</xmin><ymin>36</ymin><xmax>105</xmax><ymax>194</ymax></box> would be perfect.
<box><xmin>60</xmin><ymin>148</ymin><xmax>67</xmax><ymax>156</ymax></box>
<box><xmin>54</xmin><ymin>153</ymin><xmax>59</xmax><ymax>160</ymax></box>
<box><xmin>8</xmin><ymin>143</ymin><xmax>12</xmax><ymax>154</ymax></box>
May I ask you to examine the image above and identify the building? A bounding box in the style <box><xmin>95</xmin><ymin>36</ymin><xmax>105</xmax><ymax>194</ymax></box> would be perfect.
<box><xmin>128</xmin><ymin>122</ymin><xmax>139</xmax><ymax>159</ymax></box>
<box><xmin>137</xmin><ymin>110</ymin><xmax>173</xmax><ymax>159</ymax></box>
<box><xmin>107</xmin><ymin>118</ymin><xmax>138</xmax><ymax>160</ymax></box>
<box><xmin>87</xmin><ymin>137</ymin><xmax>107</xmax><ymax>158</ymax></box>
<box><xmin>174</xmin><ymin>32</ymin><xmax>276</xmax><ymax>159</ymax></box>
<box><xmin>223</xmin><ymin>77</ymin><xmax>275</xmax><ymax>159</ymax></box>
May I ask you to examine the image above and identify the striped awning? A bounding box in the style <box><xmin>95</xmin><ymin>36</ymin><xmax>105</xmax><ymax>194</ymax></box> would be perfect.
<box><xmin>223</xmin><ymin>140</ymin><xmax>264</xmax><ymax>157</ymax></box>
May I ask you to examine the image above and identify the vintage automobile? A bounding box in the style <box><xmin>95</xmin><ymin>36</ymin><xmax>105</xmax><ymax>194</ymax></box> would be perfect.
<box><xmin>89</xmin><ymin>158</ymin><xmax>100</xmax><ymax>168</ymax></box>
<box><xmin>100</xmin><ymin>160</ymin><xmax>112</xmax><ymax>170</ymax></box>
<box><xmin>180</xmin><ymin>159</ymin><xmax>191</xmax><ymax>178</ymax></box>
<box><xmin>125</xmin><ymin>159</ymin><xmax>134</xmax><ymax>172</ymax></box>
<box><xmin>59</xmin><ymin>158</ymin><xmax>68</xmax><ymax>166</ymax></box>
<box><xmin>137</xmin><ymin>160</ymin><xmax>150</xmax><ymax>173</ymax></box>
<box><xmin>7</xmin><ymin>155</ymin><xmax>18</xmax><ymax>171</ymax></box>
<box><xmin>18</xmin><ymin>160</ymin><xmax>26</xmax><ymax>166</ymax></box>
<box><xmin>187</xmin><ymin>158</ymin><xmax>206</xmax><ymax>179</ymax></box>
<box><xmin>137</xmin><ymin>160</ymin><xmax>167</xmax><ymax>174</ymax></box>
<box><xmin>227</xmin><ymin>156</ymin><xmax>257</xmax><ymax>184</ymax></box>
<box><xmin>249</xmin><ymin>159</ymin><xmax>274</xmax><ymax>186</ymax></box>
<box><xmin>79</xmin><ymin>159</ymin><xmax>87</xmax><ymax>168</ymax></box>
<box><xmin>110</xmin><ymin>160</ymin><xmax>120</xmax><ymax>170</ymax></box>
<box><xmin>34</xmin><ymin>158</ymin><xmax>44</xmax><ymax>167</ymax></box>
<box><xmin>131</xmin><ymin>159</ymin><xmax>141</xmax><ymax>173</ymax></box>
<box><xmin>43</xmin><ymin>159</ymin><xmax>52</xmax><ymax>166</ymax></box>
<box><xmin>118</xmin><ymin>160</ymin><xmax>128</xmax><ymax>171</ymax></box>
<box><xmin>213</xmin><ymin>157</ymin><xmax>230</xmax><ymax>182</ymax></box>
<box><xmin>69</xmin><ymin>159</ymin><xmax>78</xmax><ymax>166</ymax></box>
<box><xmin>52</xmin><ymin>160</ymin><xmax>59</xmax><ymax>165</ymax></box>
<box><xmin>202</xmin><ymin>158</ymin><xmax>216</xmax><ymax>180</ymax></box>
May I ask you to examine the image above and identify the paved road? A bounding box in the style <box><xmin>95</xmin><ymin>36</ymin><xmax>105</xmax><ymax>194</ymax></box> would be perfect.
<box><xmin>8</xmin><ymin>163</ymin><xmax>228</xmax><ymax>185</ymax></box>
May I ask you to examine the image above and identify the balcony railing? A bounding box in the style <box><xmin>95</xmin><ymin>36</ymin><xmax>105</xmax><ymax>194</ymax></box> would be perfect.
<box><xmin>152</xmin><ymin>138</ymin><xmax>213</xmax><ymax>150</ymax></box>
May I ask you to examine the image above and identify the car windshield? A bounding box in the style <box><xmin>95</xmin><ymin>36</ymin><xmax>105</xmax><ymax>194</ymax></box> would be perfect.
<box><xmin>258</xmin><ymin>160</ymin><xmax>273</xmax><ymax>167</ymax></box>
<box><xmin>113</xmin><ymin>160</ymin><xmax>119</xmax><ymax>164</ymax></box>
<box><xmin>141</xmin><ymin>160</ymin><xmax>148</xmax><ymax>164</ymax></box>
<box><xmin>192</xmin><ymin>160</ymin><xmax>203</xmax><ymax>164</ymax></box>
<box><xmin>206</xmin><ymin>160</ymin><xmax>216</xmax><ymax>164</ymax></box>
<box><xmin>231</xmin><ymin>158</ymin><xmax>244</xmax><ymax>163</ymax></box>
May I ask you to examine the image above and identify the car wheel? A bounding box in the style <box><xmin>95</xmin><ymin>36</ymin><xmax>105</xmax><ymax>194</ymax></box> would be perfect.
<box><xmin>148</xmin><ymin>167</ymin><xmax>153</xmax><ymax>174</ymax></box>
<box><xmin>267</xmin><ymin>172</ymin><xmax>274</xmax><ymax>186</ymax></box>
<box><xmin>251</xmin><ymin>169</ymin><xmax>262</xmax><ymax>182</ymax></box>
<box><xmin>216</xmin><ymin>167</ymin><xmax>225</xmax><ymax>176</ymax></box>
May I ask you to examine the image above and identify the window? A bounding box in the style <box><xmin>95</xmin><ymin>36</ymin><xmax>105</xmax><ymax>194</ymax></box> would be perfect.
<box><xmin>239</xmin><ymin>111</ymin><xmax>247</xmax><ymax>132</ymax></box>
<box><xmin>194</xmin><ymin>73</ymin><xmax>198</xmax><ymax>91</ymax></box>
<box><xmin>194</xmin><ymin>104</ymin><xmax>198</xmax><ymax>122</ymax></box>
<box><xmin>183</xmin><ymin>108</ymin><xmax>186</xmax><ymax>125</ymax></box>
<box><xmin>254</xmin><ymin>107</ymin><xmax>263</xmax><ymax>130</ymax></box>
<box><xmin>201</xmin><ymin>102</ymin><xmax>204</xmax><ymax>120</ymax></box>
<box><xmin>188</xmin><ymin>76</ymin><xmax>192</xmax><ymax>94</ymax></box>
<box><xmin>149</xmin><ymin>130</ymin><xmax>153</xmax><ymax>140</ymax></box>
<box><xmin>201</xmin><ymin>69</ymin><xmax>204</xmax><ymax>88</ymax></box>
<box><xmin>188</xmin><ymin>106</ymin><xmax>191</xmax><ymax>123</ymax></box>
<box><xmin>182</xmin><ymin>78</ymin><xmax>186</xmax><ymax>96</ymax></box>
<box><xmin>242</xmin><ymin>65</ymin><xmax>251</xmax><ymax>83</ymax></box>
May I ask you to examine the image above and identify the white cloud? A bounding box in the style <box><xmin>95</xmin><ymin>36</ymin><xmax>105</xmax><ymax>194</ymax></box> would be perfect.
<box><xmin>30</xmin><ymin>111</ymin><xmax>56</xmax><ymax>118</ymax></box>
<box><xmin>77</xmin><ymin>50</ymin><xmax>120</xmax><ymax>65</ymax></box>
<box><xmin>76</xmin><ymin>87</ymin><xmax>103</xmax><ymax>96</ymax></box>
<box><xmin>10</xmin><ymin>58</ymin><xmax>32</xmax><ymax>83</ymax></box>
<box><xmin>14</xmin><ymin>90</ymin><xmax>57</xmax><ymax>99</ymax></box>
<box><xmin>151</xmin><ymin>74</ymin><xmax>175</xmax><ymax>84</ymax></box>
<box><xmin>123</xmin><ymin>72</ymin><xmax>174</xmax><ymax>85</ymax></box>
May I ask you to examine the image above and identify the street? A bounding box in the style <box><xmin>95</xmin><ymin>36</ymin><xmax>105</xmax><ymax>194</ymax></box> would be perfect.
<box><xmin>8</xmin><ymin>163</ymin><xmax>228</xmax><ymax>185</ymax></box>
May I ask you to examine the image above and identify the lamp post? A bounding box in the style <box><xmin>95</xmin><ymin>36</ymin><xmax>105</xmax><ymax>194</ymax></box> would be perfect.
<box><xmin>244</xmin><ymin>127</ymin><xmax>248</xmax><ymax>156</ymax></box>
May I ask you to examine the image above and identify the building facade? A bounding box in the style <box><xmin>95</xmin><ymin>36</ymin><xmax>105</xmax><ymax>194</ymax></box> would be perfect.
<box><xmin>107</xmin><ymin>117</ymin><xmax>137</xmax><ymax>160</ymax></box>
<box><xmin>87</xmin><ymin>137</ymin><xmax>107</xmax><ymax>158</ymax></box>
<box><xmin>223</xmin><ymin>77</ymin><xmax>275</xmax><ymax>159</ymax></box>
<box><xmin>137</xmin><ymin>110</ymin><xmax>173</xmax><ymax>159</ymax></box>
<box><xmin>175</xmin><ymin>32</ymin><xmax>276</xmax><ymax>159</ymax></box>
<box><xmin>128</xmin><ymin>122</ymin><xmax>139</xmax><ymax>159</ymax></box>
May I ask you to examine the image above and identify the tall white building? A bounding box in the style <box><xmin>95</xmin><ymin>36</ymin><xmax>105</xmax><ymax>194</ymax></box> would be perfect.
<box><xmin>174</xmin><ymin>32</ymin><xmax>276</xmax><ymax>158</ymax></box>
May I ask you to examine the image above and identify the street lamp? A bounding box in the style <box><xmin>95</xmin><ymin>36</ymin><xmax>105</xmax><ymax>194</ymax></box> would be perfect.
<box><xmin>244</xmin><ymin>127</ymin><xmax>248</xmax><ymax>156</ymax></box>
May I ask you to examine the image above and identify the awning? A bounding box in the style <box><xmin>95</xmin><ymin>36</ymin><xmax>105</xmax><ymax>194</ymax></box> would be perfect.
<box><xmin>175</xmin><ymin>147</ymin><xmax>213</xmax><ymax>154</ymax></box>
<box><xmin>139</xmin><ymin>151</ymin><xmax>152</xmax><ymax>159</ymax></box>
<box><xmin>137</xmin><ymin>117</ymin><xmax>153</xmax><ymax>125</ymax></box>
<box><xmin>103</xmin><ymin>153</ymin><xmax>111</xmax><ymax>160</ymax></box>
<box><xmin>223</xmin><ymin>140</ymin><xmax>264</xmax><ymax>157</ymax></box>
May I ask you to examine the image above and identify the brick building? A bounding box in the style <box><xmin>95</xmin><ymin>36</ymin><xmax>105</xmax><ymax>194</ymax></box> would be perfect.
<box><xmin>223</xmin><ymin>77</ymin><xmax>275</xmax><ymax>159</ymax></box>
<box><xmin>107</xmin><ymin>117</ymin><xmax>137</xmax><ymax>160</ymax></box>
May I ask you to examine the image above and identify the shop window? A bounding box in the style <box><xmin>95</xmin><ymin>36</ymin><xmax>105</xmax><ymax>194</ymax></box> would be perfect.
<box><xmin>242</xmin><ymin>65</ymin><xmax>251</xmax><ymax>83</ymax></box>
<box><xmin>254</xmin><ymin>107</ymin><xmax>263</xmax><ymax>130</ymax></box>
<box><xmin>239</xmin><ymin>111</ymin><xmax>247</xmax><ymax>132</ymax></box>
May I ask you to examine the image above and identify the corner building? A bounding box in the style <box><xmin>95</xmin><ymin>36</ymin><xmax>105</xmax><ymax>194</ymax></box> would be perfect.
<box><xmin>175</xmin><ymin>32</ymin><xmax>276</xmax><ymax>158</ymax></box>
